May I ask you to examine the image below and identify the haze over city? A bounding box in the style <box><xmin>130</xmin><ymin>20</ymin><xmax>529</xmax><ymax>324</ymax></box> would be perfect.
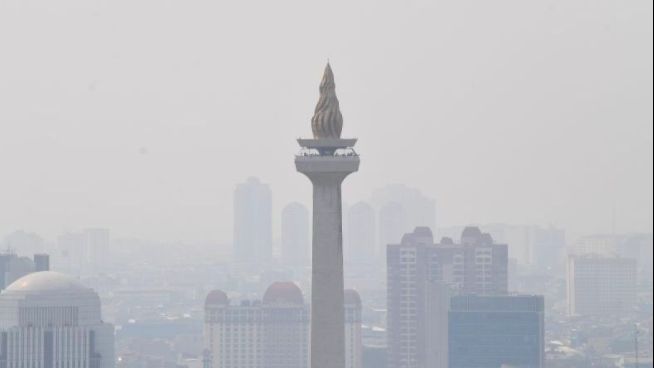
<box><xmin>1</xmin><ymin>0</ymin><xmax>651</xmax><ymax>243</ymax></box>
<box><xmin>0</xmin><ymin>1</ymin><xmax>652</xmax><ymax>368</ymax></box>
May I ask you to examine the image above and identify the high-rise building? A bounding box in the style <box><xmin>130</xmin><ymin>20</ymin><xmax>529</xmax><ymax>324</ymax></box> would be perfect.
<box><xmin>387</xmin><ymin>227</ymin><xmax>508</xmax><ymax>368</ymax></box>
<box><xmin>295</xmin><ymin>63</ymin><xmax>359</xmax><ymax>368</ymax></box>
<box><xmin>203</xmin><ymin>283</ymin><xmax>362</xmax><ymax>368</ymax></box>
<box><xmin>233</xmin><ymin>177</ymin><xmax>273</xmax><ymax>263</ymax></box>
<box><xmin>33</xmin><ymin>253</ymin><xmax>50</xmax><ymax>272</ymax></box>
<box><xmin>0</xmin><ymin>251</ymin><xmax>50</xmax><ymax>290</ymax></box>
<box><xmin>281</xmin><ymin>202</ymin><xmax>310</xmax><ymax>267</ymax></box>
<box><xmin>0</xmin><ymin>271</ymin><xmax>115</xmax><ymax>367</ymax></box>
<box><xmin>378</xmin><ymin>202</ymin><xmax>407</xmax><ymax>260</ymax></box>
<box><xmin>567</xmin><ymin>254</ymin><xmax>637</xmax><ymax>316</ymax></box>
<box><xmin>346</xmin><ymin>202</ymin><xmax>376</xmax><ymax>263</ymax></box>
<box><xmin>85</xmin><ymin>227</ymin><xmax>110</xmax><ymax>271</ymax></box>
<box><xmin>448</xmin><ymin>295</ymin><xmax>545</xmax><ymax>368</ymax></box>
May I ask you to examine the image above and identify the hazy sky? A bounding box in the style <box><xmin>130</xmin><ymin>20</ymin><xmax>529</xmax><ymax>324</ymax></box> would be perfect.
<box><xmin>1</xmin><ymin>0</ymin><xmax>652</xmax><ymax>243</ymax></box>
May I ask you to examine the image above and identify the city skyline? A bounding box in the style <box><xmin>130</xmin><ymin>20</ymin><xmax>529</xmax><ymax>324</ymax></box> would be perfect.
<box><xmin>1</xmin><ymin>1</ymin><xmax>651</xmax><ymax>243</ymax></box>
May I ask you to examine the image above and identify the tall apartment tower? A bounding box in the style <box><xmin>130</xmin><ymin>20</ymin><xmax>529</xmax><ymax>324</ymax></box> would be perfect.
<box><xmin>387</xmin><ymin>227</ymin><xmax>508</xmax><ymax>368</ymax></box>
<box><xmin>281</xmin><ymin>202</ymin><xmax>311</xmax><ymax>266</ymax></box>
<box><xmin>346</xmin><ymin>202</ymin><xmax>376</xmax><ymax>263</ymax></box>
<box><xmin>567</xmin><ymin>254</ymin><xmax>637</xmax><ymax>316</ymax></box>
<box><xmin>448</xmin><ymin>295</ymin><xmax>545</xmax><ymax>368</ymax></box>
<box><xmin>233</xmin><ymin>177</ymin><xmax>273</xmax><ymax>263</ymax></box>
<box><xmin>295</xmin><ymin>63</ymin><xmax>359</xmax><ymax>368</ymax></box>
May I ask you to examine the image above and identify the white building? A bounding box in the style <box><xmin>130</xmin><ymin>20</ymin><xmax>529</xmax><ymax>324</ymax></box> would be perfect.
<box><xmin>0</xmin><ymin>271</ymin><xmax>114</xmax><ymax>368</ymax></box>
<box><xmin>567</xmin><ymin>255</ymin><xmax>637</xmax><ymax>316</ymax></box>
<box><xmin>233</xmin><ymin>177</ymin><xmax>273</xmax><ymax>263</ymax></box>
<box><xmin>204</xmin><ymin>283</ymin><xmax>362</xmax><ymax>368</ymax></box>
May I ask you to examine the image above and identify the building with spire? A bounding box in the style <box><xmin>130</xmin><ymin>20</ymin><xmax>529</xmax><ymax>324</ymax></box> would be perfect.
<box><xmin>295</xmin><ymin>63</ymin><xmax>360</xmax><ymax>368</ymax></box>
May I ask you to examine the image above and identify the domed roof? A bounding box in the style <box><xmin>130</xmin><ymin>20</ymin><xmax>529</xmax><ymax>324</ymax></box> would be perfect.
<box><xmin>205</xmin><ymin>290</ymin><xmax>229</xmax><ymax>307</ymax></box>
<box><xmin>4</xmin><ymin>271</ymin><xmax>88</xmax><ymax>294</ymax></box>
<box><xmin>344</xmin><ymin>289</ymin><xmax>361</xmax><ymax>306</ymax></box>
<box><xmin>263</xmin><ymin>282</ymin><xmax>304</xmax><ymax>305</ymax></box>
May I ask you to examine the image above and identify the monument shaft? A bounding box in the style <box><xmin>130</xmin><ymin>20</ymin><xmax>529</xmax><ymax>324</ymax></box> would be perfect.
<box><xmin>296</xmin><ymin>63</ymin><xmax>359</xmax><ymax>368</ymax></box>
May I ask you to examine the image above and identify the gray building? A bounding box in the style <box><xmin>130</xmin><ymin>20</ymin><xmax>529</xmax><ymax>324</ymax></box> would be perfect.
<box><xmin>281</xmin><ymin>202</ymin><xmax>310</xmax><ymax>267</ymax></box>
<box><xmin>567</xmin><ymin>254</ymin><xmax>637</xmax><ymax>316</ymax></box>
<box><xmin>448</xmin><ymin>295</ymin><xmax>545</xmax><ymax>368</ymax></box>
<box><xmin>233</xmin><ymin>177</ymin><xmax>273</xmax><ymax>263</ymax></box>
<box><xmin>387</xmin><ymin>227</ymin><xmax>508</xmax><ymax>368</ymax></box>
<box><xmin>0</xmin><ymin>252</ymin><xmax>50</xmax><ymax>290</ymax></box>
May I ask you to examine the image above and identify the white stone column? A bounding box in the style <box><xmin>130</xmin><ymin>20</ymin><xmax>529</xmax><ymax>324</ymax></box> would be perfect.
<box><xmin>310</xmin><ymin>176</ymin><xmax>346</xmax><ymax>368</ymax></box>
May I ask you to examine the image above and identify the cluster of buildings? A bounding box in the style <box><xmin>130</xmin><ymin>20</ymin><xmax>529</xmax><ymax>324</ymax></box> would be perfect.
<box><xmin>233</xmin><ymin>178</ymin><xmax>437</xmax><ymax>268</ymax></box>
<box><xmin>387</xmin><ymin>226</ymin><xmax>544</xmax><ymax>368</ymax></box>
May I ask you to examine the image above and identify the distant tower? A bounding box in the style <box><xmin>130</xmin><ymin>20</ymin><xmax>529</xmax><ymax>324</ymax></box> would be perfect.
<box><xmin>346</xmin><ymin>202</ymin><xmax>376</xmax><ymax>263</ymax></box>
<box><xmin>295</xmin><ymin>63</ymin><xmax>360</xmax><ymax>368</ymax></box>
<box><xmin>233</xmin><ymin>177</ymin><xmax>273</xmax><ymax>263</ymax></box>
<box><xmin>282</xmin><ymin>202</ymin><xmax>311</xmax><ymax>266</ymax></box>
<box><xmin>33</xmin><ymin>253</ymin><xmax>50</xmax><ymax>272</ymax></box>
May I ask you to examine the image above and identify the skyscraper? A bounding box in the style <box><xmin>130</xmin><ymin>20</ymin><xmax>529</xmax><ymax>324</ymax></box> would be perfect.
<box><xmin>0</xmin><ymin>271</ymin><xmax>115</xmax><ymax>367</ymax></box>
<box><xmin>233</xmin><ymin>177</ymin><xmax>273</xmax><ymax>263</ymax></box>
<box><xmin>567</xmin><ymin>254</ymin><xmax>637</xmax><ymax>316</ymax></box>
<box><xmin>387</xmin><ymin>227</ymin><xmax>508</xmax><ymax>368</ymax></box>
<box><xmin>378</xmin><ymin>202</ymin><xmax>407</xmax><ymax>259</ymax></box>
<box><xmin>346</xmin><ymin>202</ymin><xmax>376</xmax><ymax>263</ymax></box>
<box><xmin>281</xmin><ymin>202</ymin><xmax>310</xmax><ymax>267</ymax></box>
<box><xmin>448</xmin><ymin>295</ymin><xmax>545</xmax><ymax>368</ymax></box>
<box><xmin>295</xmin><ymin>63</ymin><xmax>359</xmax><ymax>368</ymax></box>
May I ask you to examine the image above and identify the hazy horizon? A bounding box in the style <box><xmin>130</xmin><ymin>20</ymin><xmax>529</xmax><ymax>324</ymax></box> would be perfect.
<box><xmin>1</xmin><ymin>0</ymin><xmax>652</xmax><ymax>243</ymax></box>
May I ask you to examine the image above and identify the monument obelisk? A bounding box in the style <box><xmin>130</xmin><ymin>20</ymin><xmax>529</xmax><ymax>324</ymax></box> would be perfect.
<box><xmin>296</xmin><ymin>63</ymin><xmax>359</xmax><ymax>368</ymax></box>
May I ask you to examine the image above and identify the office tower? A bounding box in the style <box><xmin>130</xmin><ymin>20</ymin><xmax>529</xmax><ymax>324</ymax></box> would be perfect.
<box><xmin>378</xmin><ymin>202</ymin><xmax>407</xmax><ymax>259</ymax></box>
<box><xmin>387</xmin><ymin>227</ymin><xmax>508</xmax><ymax>368</ymax></box>
<box><xmin>567</xmin><ymin>254</ymin><xmax>637</xmax><ymax>316</ymax></box>
<box><xmin>345</xmin><ymin>290</ymin><xmax>363</xmax><ymax>368</ymax></box>
<box><xmin>295</xmin><ymin>63</ymin><xmax>359</xmax><ymax>368</ymax></box>
<box><xmin>234</xmin><ymin>177</ymin><xmax>273</xmax><ymax>263</ymax></box>
<box><xmin>85</xmin><ymin>227</ymin><xmax>110</xmax><ymax>271</ymax></box>
<box><xmin>346</xmin><ymin>202</ymin><xmax>376</xmax><ymax>263</ymax></box>
<box><xmin>0</xmin><ymin>271</ymin><xmax>115</xmax><ymax>367</ymax></box>
<box><xmin>281</xmin><ymin>202</ymin><xmax>310</xmax><ymax>266</ymax></box>
<box><xmin>448</xmin><ymin>295</ymin><xmax>545</xmax><ymax>368</ymax></box>
<box><xmin>33</xmin><ymin>253</ymin><xmax>50</xmax><ymax>272</ymax></box>
<box><xmin>0</xmin><ymin>250</ymin><xmax>49</xmax><ymax>289</ymax></box>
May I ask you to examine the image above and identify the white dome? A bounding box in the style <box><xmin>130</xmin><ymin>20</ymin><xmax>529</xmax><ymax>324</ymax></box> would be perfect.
<box><xmin>3</xmin><ymin>271</ymin><xmax>88</xmax><ymax>294</ymax></box>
